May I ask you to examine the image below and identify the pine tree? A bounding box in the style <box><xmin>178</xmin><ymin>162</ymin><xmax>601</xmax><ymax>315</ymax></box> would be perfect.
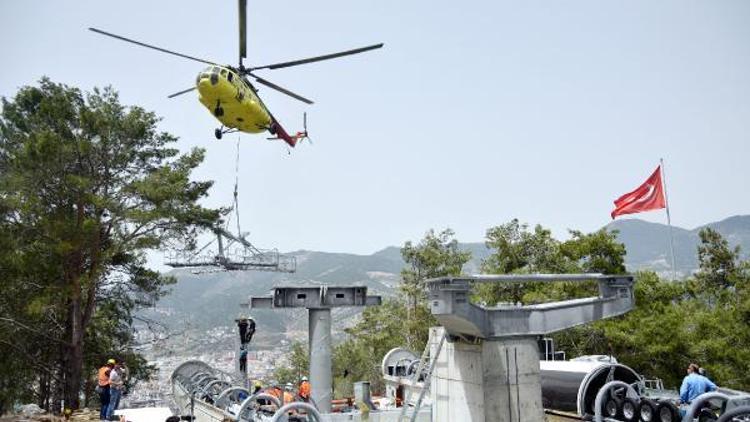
<box><xmin>0</xmin><ymin>79</ymin><xmax>221</xmax><ymax>410</ymax></box>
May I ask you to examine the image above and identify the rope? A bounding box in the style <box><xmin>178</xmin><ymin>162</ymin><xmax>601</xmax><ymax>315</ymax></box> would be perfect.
<box><xmin>234</xmin><ymin>137</ymin><xmax>242</xmax><ymax>238</ymax></box>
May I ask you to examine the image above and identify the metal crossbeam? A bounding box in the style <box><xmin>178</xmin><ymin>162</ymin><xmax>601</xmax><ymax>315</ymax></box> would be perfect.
<box><xmin>428</xmin><ymin>274</ymin><xmax>635</xmax><ymax>339</ymax></box>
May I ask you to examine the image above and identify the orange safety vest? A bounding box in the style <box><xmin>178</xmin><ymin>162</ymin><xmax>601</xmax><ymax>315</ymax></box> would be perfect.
<box><xmin>97</xmin><ymin>366</ymin><xmax>111</xmax><ymax>387</ymax></box>
<box><xmin>283</xmin><ymin>391</ymin><xmax>294</xmax><ymax>405</ymax></box>
<box><xmin>299</xmin><ymin>381</ymin><xmax>311</xmax><ymax>399</ymax></box>
<box><xmin>268</xmin><ymin>387</ymin><xmax>283</xmax><ymax>400</ymax></box>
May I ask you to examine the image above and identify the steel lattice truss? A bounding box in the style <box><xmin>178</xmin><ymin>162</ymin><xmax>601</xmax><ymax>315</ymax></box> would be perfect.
<box><xmin>165</xmin><ymin>226</ymin><xmax>296</xmax><ymax>273</ymax></box>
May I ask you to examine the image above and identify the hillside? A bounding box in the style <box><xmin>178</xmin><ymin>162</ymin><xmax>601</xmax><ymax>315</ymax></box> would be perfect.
<box><xmin>145</xmin><ymin>215</ymin><xmax>750</xmax><ymax>347</ymax></box>
<box><xmin>607</xmin><ymin>215</ymin><xmax>750</xmax><ymax>275</ymax></box>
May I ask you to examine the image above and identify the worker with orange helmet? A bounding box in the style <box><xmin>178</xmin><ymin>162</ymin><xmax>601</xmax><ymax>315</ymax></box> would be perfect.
<box><xmin>266</xmin><ymin>381</ymin><xmax>283</xmax><ymax>401</ymax></box>
<box><xmin>298</xmin><ymin>376</ymin><xmax>311</xmax><ymax>402</ymax></box>
<box><xmin>96</xmin><ymin>359</ymin><xmax>115</xmax><ymax>420</ymax></box>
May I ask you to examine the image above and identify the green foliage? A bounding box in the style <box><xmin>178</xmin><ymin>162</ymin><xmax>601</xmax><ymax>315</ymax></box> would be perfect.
<box><xmin>475</xmin><ymin>220</ymin><xmax>625</xmax><ymax>305</ymax></box>
<box><xmin>274</xmin><ymin>342</ymin><xmax>309</xmax><ymax>385</ymax></box>
<box><xmin>555</xmin><ymin>271</ymin><xmax>692</xmax><ymax>388</ymax></box>
<box><xmin>333</xmin><ymin>300</ymin><xmax>411</xmax><ymax>396</ymax></box>
<box><xmin>693</xmin><ymin>227</ymin><xmax>743</xmax><ymax>293</ymax></box>
<box><xmin>561</xmin><ymin>228</ymin><xmax>627</xmax><ymax>274</ymax></box>
<box><xmin>398</xmin><ymin>228</ymin><xmax>470</xmax><ymax>349</ymax></box>
<box><xmin>0</xmin><ymin>78</ymin><xmax>220</xmax><ymax>410</ymax></box>
<box><xmin>400</xmin><ymin>228</ymin><xmax>471</xmax><ymax>303</ymax></box>
<box><xmin>482</xmin><ymin>219</ymin><xmax>573</xmax><ymax>274</ymax></box>
<box><xmin>556</xmin><ymin>234</ymin><xmax>750</xmax><ymax>391</ymax></box>
<box><xmin>472</xmin><ymin>219</ymin><xmax>750</xmax><ymax>391</ymax></box>
<box><xmin>325</xmin><ymin>228</ymin><xmax>470</xmax><ymax>397</ymax></box>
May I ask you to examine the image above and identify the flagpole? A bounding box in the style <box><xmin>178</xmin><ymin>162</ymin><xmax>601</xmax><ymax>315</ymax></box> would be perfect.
<box><xmin>660</xmin><ymin>158</ymin><xmax>678</xmax><ymax>281</ymax></box>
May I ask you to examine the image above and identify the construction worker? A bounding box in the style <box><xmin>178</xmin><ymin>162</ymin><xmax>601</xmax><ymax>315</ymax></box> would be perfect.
<box><xmin>298</xmin><ymin>376</ymin><xmax>311</xmax><ymax>402</ymax></box>
<box><xmin>97</xmin><ymin>359</ymin><xmax>115</xmax><ymax>420</ymax></box>
<box><xmin>235</xmin><ymin>314</ymin><xmax>256</xmax><ymax>345</ymax></box>
<box><xmin>678</xmin><ymin>362</ymin><xmax>717</xmax><ymax>416</ymax></box>
<box><xmin>106</xmin><ymin>361</ymin><xmax>125</xmax><ymax>420</ymax></box>
<box><xmin>266</xmin><ymin>381</ymin><xmax>284</xmax><ymax>402</ymax></box>
<box><xmin>283</xmin><ymin>383</ymin><xmax>295</xmax><ymax>404</ymax></box>
<box><xmin>252</xmin><ymin>380</ymin><xmax>263</xmax><ymax>395</ymax></box>
<box><xmin>239</xmin><ymin>345</ymin><xmax>248</xmax><ymax>373</ymax></box>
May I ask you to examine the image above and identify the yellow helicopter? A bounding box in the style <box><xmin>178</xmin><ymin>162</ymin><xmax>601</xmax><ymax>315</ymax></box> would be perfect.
<box><xmin>89</xmin><ymin>0</ymin><xmax>382</xmax><ymax>148</ymax></box>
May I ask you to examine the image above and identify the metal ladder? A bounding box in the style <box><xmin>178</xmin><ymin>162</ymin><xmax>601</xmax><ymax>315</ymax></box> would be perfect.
<box><xmin>397</xmin><ymin>332</ymin><xmax>447</xmax><ymax>422</ymax></box>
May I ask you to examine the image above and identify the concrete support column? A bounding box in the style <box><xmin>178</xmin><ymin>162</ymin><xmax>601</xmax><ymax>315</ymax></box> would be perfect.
<box><xmin>432</xmin><ymin>328</ymin><xmax>543</xmax><ymax>422</ymax></box>
<box><xmin>308</xmin><ymin>308</ymin><xmax>332</xmax><ymax>413</ymax></box>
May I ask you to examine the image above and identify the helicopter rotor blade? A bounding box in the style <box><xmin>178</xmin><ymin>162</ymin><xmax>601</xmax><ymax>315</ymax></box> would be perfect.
<box><xmin>249</xmin><ymin>43</ymin><xmax>384</xmax><ymax>71</ymax></box>
<box><xmin>247</xmin><ymin>73</ymin><xmax>314</xmax><ymax>104</ymax></box>
<box><xmin>88</xmin><ymin>27</ymin><xmax>219</xmax><ymax>66</ymax></box>
<box><xmin>167</xmin><ymin>87</ymin><xmax>197</xmax><ymax>99</ymax></box>
<box><xmin>238</xmin><ymin>0</ymin><xmax>247</xmax><ymax>62</ymax></box>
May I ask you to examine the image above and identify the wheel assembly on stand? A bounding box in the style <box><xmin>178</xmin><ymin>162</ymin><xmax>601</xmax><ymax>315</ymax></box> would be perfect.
<box><xmin>717</xmin><ymin>405</ymin><xmax>750</xmax><ymax>422</ymax></box>
<box><xmin>602</xmin><ymin>393</ymin><xmax>622</xmax><ymax>419</ymax></box>
<box><xmin>655</xmin><ymin>400</ymin><xmax>680</xmax><ymax>422</ymax></box>
<box><xmin>698</xmin><ymin>407</ymin><xmax>719</xmax><ymax>422</ymax></box>
<box><xmin>619</xmin><ymin>397</ymin><xmax>639</xmax><ymax>422</ymax></box>
<box><xmin>638</xmin><ymin>398</ymin><xmax>658</xmax><ymax>422</ymax></box>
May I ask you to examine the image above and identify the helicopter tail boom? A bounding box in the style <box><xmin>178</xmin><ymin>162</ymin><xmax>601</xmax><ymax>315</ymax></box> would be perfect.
<box><xmin>269</xmin><ymin>120</ymin><xmax>297</xmax><ymax>148</ymax></box>
<box><xmin>267</xmin><ymin>112</ymin><xmax>311</xmax><ymax>147</ymax></box>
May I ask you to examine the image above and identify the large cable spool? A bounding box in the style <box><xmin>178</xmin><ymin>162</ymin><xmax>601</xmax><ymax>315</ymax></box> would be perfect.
<box><xmin>540</xmin><ymin>359</ymin><xmax>641</xmax><ymax>417</ymax></box>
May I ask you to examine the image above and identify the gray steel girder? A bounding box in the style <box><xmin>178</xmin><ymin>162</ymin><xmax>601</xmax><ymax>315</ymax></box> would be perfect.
<box><xmin>249</xmin><ymin>286</ymin><xmax>382</xmax><ymax>309</ymax></box>
<box><xmin>427</xmin><ymin>274</ymin><xmax>635</xmax><ymax>339</ymax></box>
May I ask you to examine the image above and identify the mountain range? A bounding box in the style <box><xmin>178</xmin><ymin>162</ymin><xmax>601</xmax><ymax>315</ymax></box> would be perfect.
<box><xmin>147</xmin><ymin>215</ymin><xmax>750</xmax><ymax>345</ymax></box>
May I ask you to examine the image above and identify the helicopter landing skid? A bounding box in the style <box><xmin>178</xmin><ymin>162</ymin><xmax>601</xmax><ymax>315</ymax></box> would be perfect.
<box><xmin>215</xmin><ymin>127</ymin><xmax>238</xmax><ymax>140</ymax></box>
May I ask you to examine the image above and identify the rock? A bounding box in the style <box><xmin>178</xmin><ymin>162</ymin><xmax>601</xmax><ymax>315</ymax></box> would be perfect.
<box><xmin>19</xmin><ymin>404</ymin><xmax>44</xmax><ymax>417</ymax></box>
<box><xmin>68</xmin><ymin>408</ymin><xmax>99</xmax><ymax>421</ymax></box>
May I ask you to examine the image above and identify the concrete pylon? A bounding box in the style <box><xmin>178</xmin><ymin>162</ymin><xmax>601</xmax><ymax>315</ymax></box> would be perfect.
<box><xmin>431</xmin><ymin>327</ymin><xmax>543</xmax><ymax>422</ymax></box>
<box><xmin>309</xmin><ymin>308</ymin><xmax>332</xmax><ymax>412</ymax></box>
<box><xmin>249</xmin><ymin>286</ymin><xmax>381</xmax><ymax>414</ymax></box>
<box><xmin>427</xmin><ymin>274</ymin><xmax>635</xmax><ymax>422</ymax></box>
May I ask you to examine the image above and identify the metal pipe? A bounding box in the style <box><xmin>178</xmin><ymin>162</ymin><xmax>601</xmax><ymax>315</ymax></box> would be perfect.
<box><xmin>309</xmin><ymin>307</ymin><xmax>332</xmax><ymax>413</ymax></box>
<box><xmin>593</xmin><ymin>381</ymin><xmax>638</xmax><ymax>422</ymax></box>
<box><xmin>215</xmin><ymin>387</ymin><xmax>250</xmax><ymax>408</ymax></box>
<box><xmin>270</xmin><ymin>402</ymin><xmax>323</xmax><ymax>422</ymax></box>
<box><xmin>201</xmin><ymin>380</ymin><xmax>231</xmax><ymax>398</ymax></box>
<box><xmin>231</xmin><ymin>393</ymin><xmax>282</xmax><ymax>421</ymax></box>
<box><xmin>427</xmin><ymin>273</ymin><xmax>607</xmax><ymax>285</ymax></box>
<box><xmin>682</xmin><ymin>392</ymin><xmax>730</xmax><ymax>422</ymax></box>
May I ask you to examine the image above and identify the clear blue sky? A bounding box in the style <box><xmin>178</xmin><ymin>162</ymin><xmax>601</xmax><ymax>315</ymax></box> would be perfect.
<box><xmin>1</xmin><ymin>0</ymin><xmax>749</xmax><ymax>257</ymax></box>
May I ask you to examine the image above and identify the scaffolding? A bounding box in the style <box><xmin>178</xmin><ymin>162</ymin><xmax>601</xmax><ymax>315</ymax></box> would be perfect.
<box><xmin>165</xmin><ymin>226</ymin><xmax>296</xmax><ymax>273</ymax></box>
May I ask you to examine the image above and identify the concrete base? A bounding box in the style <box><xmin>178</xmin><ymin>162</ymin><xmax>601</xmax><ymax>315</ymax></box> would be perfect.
<box><xmin>431</xmin><ymin>328</ymin><xmax>543</xmax><ymax>422</ymax></box>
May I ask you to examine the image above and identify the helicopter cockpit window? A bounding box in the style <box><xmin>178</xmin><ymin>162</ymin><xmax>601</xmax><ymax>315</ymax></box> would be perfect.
<box><xmin>220</xmin><ymin>69</ymin><xmax>227</xmax><ymax>78</ymax></box>
<box><xmin>227</xmin><ymin>72</ymin><xmax>233</xmax><ymax>82</ymax></box>
<box><xmin>211</xmin><ymin>66</ymin><xmax>220</xmax><ymax>74</ymax></box>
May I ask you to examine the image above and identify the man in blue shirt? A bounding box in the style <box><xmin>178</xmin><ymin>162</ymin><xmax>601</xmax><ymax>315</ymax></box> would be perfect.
<box><xmin>679</xmin><ymin>363</ymin><xmax>717</xmax><ymax>404</ymax></box>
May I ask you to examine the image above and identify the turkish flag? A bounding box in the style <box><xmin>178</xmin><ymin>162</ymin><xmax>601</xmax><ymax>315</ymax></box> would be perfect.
<box><xmin>611</xmin><ymin>165</ymin><xmax>666</xmax><ymax>219</ymax></box>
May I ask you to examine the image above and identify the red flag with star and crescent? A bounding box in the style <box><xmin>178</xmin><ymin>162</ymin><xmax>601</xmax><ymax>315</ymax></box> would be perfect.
<box><xmin>611</xmin><ymin>165</ymin><xmax>666</xmax><ymax>219</ymax></box>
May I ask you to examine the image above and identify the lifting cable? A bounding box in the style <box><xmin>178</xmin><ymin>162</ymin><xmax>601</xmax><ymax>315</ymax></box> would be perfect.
<box><xmin>233</xmin><ymin>137</ymin><xmax>242</xmax><ymax>238</ymax></box>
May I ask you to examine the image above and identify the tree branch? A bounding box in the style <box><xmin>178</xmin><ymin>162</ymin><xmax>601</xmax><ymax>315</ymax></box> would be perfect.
<box><xmin>0</xmin><ymin>317</ymin><xmax>69</xmax><ymax>345</ymax></box>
